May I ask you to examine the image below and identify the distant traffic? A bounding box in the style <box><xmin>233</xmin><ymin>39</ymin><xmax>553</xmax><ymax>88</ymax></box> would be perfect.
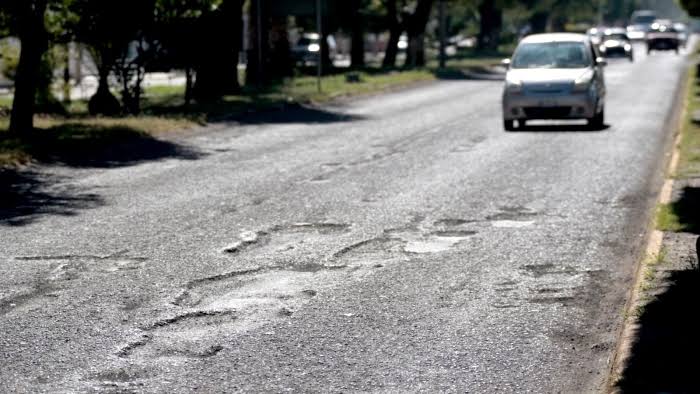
<box><xmin>501</xmin><ymin>10</ymin><xmax>690</xmax><ymax>131</ymax></box>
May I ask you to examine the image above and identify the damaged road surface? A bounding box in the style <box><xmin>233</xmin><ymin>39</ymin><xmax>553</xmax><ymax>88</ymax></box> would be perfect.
<box><xmin>0</xmin><ymin>48</ymin><xmax>687</xmax><ymax>392</ymax></box>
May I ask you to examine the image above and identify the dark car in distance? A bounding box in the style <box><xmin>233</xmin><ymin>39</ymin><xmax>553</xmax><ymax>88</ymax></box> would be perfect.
<box><xmin>646</xmin><ymin>21</ymin><xmax>680</xmax><ymax>54</ymax></box>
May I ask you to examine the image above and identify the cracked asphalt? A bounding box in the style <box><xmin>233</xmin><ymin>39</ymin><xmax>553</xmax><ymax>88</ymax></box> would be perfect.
<box><xmin>0</xmin><ymin>44</ymin><xmax>689</xmax><ymax>393</ymax></box>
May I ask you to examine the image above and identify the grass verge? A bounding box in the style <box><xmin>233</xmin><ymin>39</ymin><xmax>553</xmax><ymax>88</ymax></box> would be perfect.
<box><xmin>675</xmin><ymin>61</ymin><xmax>700</xmax><ymax>179</ymax></box>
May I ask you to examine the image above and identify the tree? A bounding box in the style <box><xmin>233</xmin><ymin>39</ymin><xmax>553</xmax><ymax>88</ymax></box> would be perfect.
<box><xmin>382</xmin><ymin>0</ymin><xmax>402</xmax><ymax>68</ymax></box>
<box><xmin>349</xmin><ymin>0</ymin><xmax>366</xmax><ymax>68</ymax></box>
<box><xmin>403</xmin><ymin>0</ymin><xmax>434</xmax><ymax>67</ymax></box>
<box><xmin>477</xmin><ymin>0</ymin><xmax>502</xmax><ymax>50</ymax></box>
<box><xmin>2</xmin><ymin>0</ymin><xmax>49</xmax><ymax>133</ymax></box>
<box><xmin>680</xmin><ymin>0</ymin><xmax>700</xmax><ymax>16</ymax></box>
<box><xmin>150</xmin><ymin>0</ymin><xmax>217</xmax><ymax>104</ymax></box>
<box><xmin>382</xmin><ymin>0</ymin><xmax>435</xmax><ymax>68</ymax></box>
<box><xmin>192</xmin><ymin>0</ymin><xmax>244</xmax><ymax>101</ymax></box>
<box><xmin>67</xmin><ymin>0</ymin><xmax>155</xmax><ymax>115</ymax></box>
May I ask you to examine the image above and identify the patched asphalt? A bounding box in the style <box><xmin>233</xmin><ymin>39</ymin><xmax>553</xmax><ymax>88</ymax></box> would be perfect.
<box><xmin>0</xmin><ymin>45</ymin><xmax>689</xmax><ymax>392</ymax></box>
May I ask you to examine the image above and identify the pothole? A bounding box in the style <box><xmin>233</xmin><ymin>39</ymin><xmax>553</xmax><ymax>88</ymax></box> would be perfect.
<box><xmin>491</xmin><ymin>220</ymin><xmax>535</xmax><ymax>228</ymax></box>
<box><xmin>403</xmin><ymin>229</ymin><xmax>476</xmax><ymax>254</ymax></box>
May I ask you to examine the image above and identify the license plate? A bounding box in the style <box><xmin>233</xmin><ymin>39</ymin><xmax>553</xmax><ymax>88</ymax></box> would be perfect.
<box><xmin>539</xmin><ymin>100</ymin><xmax>558</xmax><ymax>107</ymax></box>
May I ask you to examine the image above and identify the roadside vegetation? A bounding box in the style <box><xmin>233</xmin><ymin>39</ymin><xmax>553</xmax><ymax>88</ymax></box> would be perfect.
<box><xmin>0</xmin><ymin>0</ymin><xmax>689</xmax><ymax>168</ymax></box>
<box><xmin>655</xmin><ymin>53</ymin><xmax>700</xmax><ymax>233</ymax></box>
<box><xmin>617</xmin><ymin>43</ymin><xmax>700</xmax><ymax>393</ymax></box>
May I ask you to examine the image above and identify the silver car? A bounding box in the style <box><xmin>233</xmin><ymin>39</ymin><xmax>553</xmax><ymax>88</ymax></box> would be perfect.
<box><xmin>502</xmin><ymin>33</ymin><xmax>606</xmax><ymax>131</ymax></box>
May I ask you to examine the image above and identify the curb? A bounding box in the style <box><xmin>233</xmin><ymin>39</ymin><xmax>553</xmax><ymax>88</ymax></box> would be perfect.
<box><xmin>605</xmin><ymin>57</ymin><xmax>692</xmax><ymax>392</ymax></box>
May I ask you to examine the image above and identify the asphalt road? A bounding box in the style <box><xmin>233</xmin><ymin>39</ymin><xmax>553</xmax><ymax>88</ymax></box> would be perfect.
<box><xmin>0</xmin><ymin>44</ymin><xmax>689</xmax><ymax>393</ymax></box>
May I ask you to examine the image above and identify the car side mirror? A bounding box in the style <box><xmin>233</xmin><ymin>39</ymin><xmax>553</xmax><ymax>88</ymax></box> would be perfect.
<box><xmin>501</xmin><ymin>58</ymin><xmax>511</xmax><ymax>68</ymax></box>
<box><xmin>596</xmin><ymin>57</ymin><xmax>607</xmax><ymax>67</ymax></box>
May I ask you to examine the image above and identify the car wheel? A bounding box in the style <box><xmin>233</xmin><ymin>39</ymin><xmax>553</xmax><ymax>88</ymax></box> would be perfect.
<box><xmin>629</xmin><ymin>54</ymin><xmax>634</xmax><ymax>62</ymax></box>
<box><xmin>588</xmin><ymin>108</ymin><xmax>604</xmax><ymax>129</ymax></box>
<box><xmin>504</xmin><ymin>119</ymin><xmax>516</xmax><ymax>131</ymax></box>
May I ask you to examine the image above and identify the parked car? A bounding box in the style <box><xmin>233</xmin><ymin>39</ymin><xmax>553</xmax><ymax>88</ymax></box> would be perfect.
<box><xmin>598</xmin><ymin>28</ymin><xmax>634</xmax><ymax>62</ymax></box>
<box><xmin>291</xmin><ymin>33</ymin><xmax>337</xmax><ymax>66</ymax></box>
<box><xmin>646</xmin><ymin>21</ymin><xmax>680</xmax><ymax>54</ymax></box>
<box><xmin>502</xmin><ymin>33</ymin><xmax>606</xmax><ymax>131</ymax></box>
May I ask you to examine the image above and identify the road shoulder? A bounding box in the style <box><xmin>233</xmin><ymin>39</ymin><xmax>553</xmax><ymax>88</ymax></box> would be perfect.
<box><xmin>609</xmin><ymin>53</ymin><xmax>700</xmax><ymax>393</ymax></box>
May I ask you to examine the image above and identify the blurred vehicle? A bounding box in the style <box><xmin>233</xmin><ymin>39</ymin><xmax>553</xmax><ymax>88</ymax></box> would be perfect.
<box><xmin>627</xmin><ymin>10</ymin><xmax>657</xmax><ymax>40</ymax></box>
<box><xmin>674</xmin><ymin>22</ymin><xmax>688</xmax><ymax>47</ymax></box>
<box><xmin>646</xmin><ymin>21</ymin><xmax>680</xmax><ymax>54</ymax></box>
<box><xmin>586</xmin><ymin>27</ymin><xmax>605</xmax><ymax>45</ymax></box>
<box><xmin>502</xmin><ymin>33</ymin><xmax>606</xmax><ymax>131</ymax></box>
<box><xmin>291</xmin><ymin>33</ymin><xmax>337</xmax><ymax>66</ymax></box>
<box><xmin>599</xmin><ymin>28</ymin><xmax>634</xmax><ymax>62</ymax></box>
<box><xmin>398</xmin><ymin>34</ymin><xmax>408</xmax><ymax>51</ymax></box>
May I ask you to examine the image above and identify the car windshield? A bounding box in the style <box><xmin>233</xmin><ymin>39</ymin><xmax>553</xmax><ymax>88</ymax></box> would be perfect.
<box><xmin>632</xmin><ymin>15</ymin><xmax>656</xmax><ymax>24</ymax></box>
<box><xmin>511</xmin><ymin>42</ymin><xmax>590</xmax><ymax>69</ymax></box>
<box><xmin>604</xmin><ymin>33</ymin><xmax>628</xmax><ymax>41</ymax></box>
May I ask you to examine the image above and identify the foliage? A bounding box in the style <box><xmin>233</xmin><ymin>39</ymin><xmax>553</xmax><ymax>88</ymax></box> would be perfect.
<box><xmin>680</xmin><ymin>0</ymin><xmax>700</xmax><ymax>17</ymax></box>
<box><xmin>0</xmin><ymin>40</ymin><xmax>19</xmax><ymax>80</ymax></box>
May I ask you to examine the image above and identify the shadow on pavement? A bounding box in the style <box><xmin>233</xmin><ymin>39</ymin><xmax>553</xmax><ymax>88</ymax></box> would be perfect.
<box><xmin>0</xmin><ymin>169</ymin><xmax>104</xmax><ymax>226</ymax></box>
<box><xmin>616</xmin><ymin>263</ymin><xmax>700</xmax><ymax>393</ymax></box>
<box><xmin>433</xmin><ymin>67</ymin><xmax>505</xmax><ymax>81</ymax></box>
<box><xmin>229</xmin><ymin>103</ymin><xmax>366</xmax><ymax>125</ymax></box>
<box><xmin>509</xmin><ymin>123</ymin><xmax>610</xmax><ymax>132</ymax></box>
<box><xmin>668</xmin><ymin>186</ymin><xmax>700</xmax><ymax>234</ymax></box>
<box><xmin>617</xmin><ymin>186</ymin><xmax>700</xmax><ymax>393</ymax></box>
<box><xmin>9</xmin><ymin>124</ymin><xmax>203</xmax><ymax>168</ymax></box>
<box><xmin>1</xmin><ymin>124</ymin><xmax>203</xmax><ymax>226</ymax></box>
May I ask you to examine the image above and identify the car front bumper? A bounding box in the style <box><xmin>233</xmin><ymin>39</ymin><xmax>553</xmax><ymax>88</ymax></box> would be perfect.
<box><xmin>503</xmin><ymin>91</ymin><xmax>599</xmax><ymax>121</ymax></box>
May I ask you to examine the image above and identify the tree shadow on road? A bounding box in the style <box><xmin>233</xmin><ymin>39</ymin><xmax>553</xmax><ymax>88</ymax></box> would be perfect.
<box><xmin>1</xmin><ymin>124</ymin><xmax>203</xmax><ymax>226</ymax></box>
<box><xmin>229</xmin><ymin>103</ymin><xmax>366</xmax><ymax>125</ymax></box>
<box><xmin>616</xmin><ymin>186</ymin><xmax>700</xmax><ymax>393</ymax></box>
<box><xmin>666</xmin><ymin>186</ymin><xmax>700</xmax><ymax>234</ymax></box>
<box><xmin>433</xmin><ymin>67</ymin><xmax>505</xmax><ymax>81</ymax></box>
<box><xmin>0</xmin><ymin>169</ymin><xmax>104</xmax><ymax>226</ymax></box>
<box><xmin>616</xmin><ymin>264</ymin><xmax>700</xmax><ymax>393</ymax></box>
<box><xmin>2</xmin><ymin>124</ymin><xmax>202</xmax><ymax>168</ymax></box>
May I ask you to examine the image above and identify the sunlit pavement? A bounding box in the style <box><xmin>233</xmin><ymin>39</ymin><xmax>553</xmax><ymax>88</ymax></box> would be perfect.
<box><xmin>0</xmin><ymin>41</ymin><xmax>692</xmax><ymax>392</ymax></box>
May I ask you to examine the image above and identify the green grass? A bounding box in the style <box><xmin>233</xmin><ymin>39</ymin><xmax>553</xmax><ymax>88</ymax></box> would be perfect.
<box><xmin>138</xmin><ymin>68</ymin><xmax>437</xmax><ymax>121</ymax></box>
<box><xmin>676</xmin><ymin>57</ymin><xmax>700</xmax><ymax>179</ymax></box>
<box><xmin>0</xmin><ymin>96</ymin><xmax>12</xmax><ymax>109</ymax></box>
<box><xmin>656</xmin><ymin>203</ymin><xmax>685</xmax><ymax>232</ymax></box>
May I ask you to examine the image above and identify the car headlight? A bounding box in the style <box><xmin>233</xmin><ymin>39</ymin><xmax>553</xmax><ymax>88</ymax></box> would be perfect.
<box><xmin>573</xmin><ymin>71</ymin><xmax>594</xmax><ymax>93</ymax></box>
<box><xmin>624</xmin><ymin>43</ymin><xmax>632</xmax><ymax>51</ymax></box>
<box><xmin>505</xmin><ymin>75</ymin><xmax>523</xmax><ymax>93</ymax></box>
<box><xmin>599</xmin><ymin>44</ymin><xmax>607</xmax><ymax>52</ymax></box>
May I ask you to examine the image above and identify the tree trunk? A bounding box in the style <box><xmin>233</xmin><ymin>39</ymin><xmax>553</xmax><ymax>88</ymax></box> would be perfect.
<box><xmin>88</xmin><ymin>63</ymin><xmax>120</xmax><ymax>116</ymax></box>
<box><xmin>194</xmin><ymin>0</ymin><xmax>244</xmax><ymax>100</ymax></box>
<box><xmin>184</xmin><ymin>67</ymin><xmax>194</xmax><ymax>106</ymax></box>
<box><xmin>9</xmin><ymin>0</ymin><xmax>48</xmax><ymax>134</ymax></box>
<box><xmin>382</xmin><ymin>0</ymin><xmax>401</xmax><ymax>68</ymax></box>
<box><xmin>245</xmin><ymin>0</ymin><xmax>268</xmax><ymax>86</ymax></box>
<box><xmin>404</xmin><ymin>0</ymin><xmax>434</xmax><ymax>68</ymax></box>
<box><xmin>529</xmin><ymin>11</ymin><xmax>549</xmax><ymax>34</ymax></box>
<box><xmin>477</xmin><ymin>0</ymin><xmax>502</xmax><ymax>51</ymax></box>
<box><xmin>350</xmin><ymin>0</ymin><xmax>365</xmax><ymax>69</ymax></box>
<box><xmin>268</xmin><ymin>16</ymin><xmax>293</xmax><ymax>79</ymax></box>
<box><xmin>221</xmin><ymin>0</ymin><xmax>243</xmax><ymax>93</ymax></box>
